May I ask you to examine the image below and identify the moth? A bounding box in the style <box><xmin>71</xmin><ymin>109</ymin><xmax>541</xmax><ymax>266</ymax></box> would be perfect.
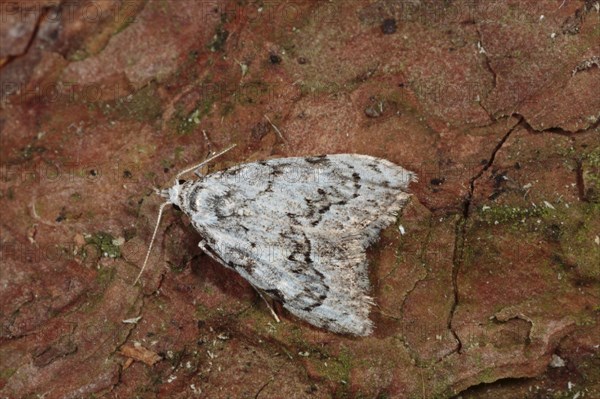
<box><xmin>137</xmin><ymin>146</ymin><xmax>416</xmax><ymax>336</ymax></box>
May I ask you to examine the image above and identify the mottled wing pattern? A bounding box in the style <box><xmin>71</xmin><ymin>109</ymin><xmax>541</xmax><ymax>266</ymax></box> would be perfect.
<box><xmin>176</xmin><ymin>155</ymin><xmax>415</xmax><ymax>335</ymax></box>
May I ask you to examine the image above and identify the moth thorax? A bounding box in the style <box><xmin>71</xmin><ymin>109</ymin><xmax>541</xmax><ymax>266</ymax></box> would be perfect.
<box><xmin>168</xmin><ymin>180</ymin><xmax>197</xmax><ymax>209</ymax></box>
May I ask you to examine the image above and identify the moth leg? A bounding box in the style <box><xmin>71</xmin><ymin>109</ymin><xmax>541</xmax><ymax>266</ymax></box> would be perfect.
<box><xmin>198</xmin><ymin>240</ymin><xmax>280</xmax><ymax>323</ymax></box>
<box><xmin>198</xmin><ymin>239</ymin><xmax>224</xmax><ymax>266</ymax></box>
<box><xmin>253</xmin><ymin>287</ymin><xmax>281</xmax><ymax>324</ymax></box>
<box><xmin>201</xmin><ymin>129</ymin><xmax>213</xmax><ymax>157</ymax></box>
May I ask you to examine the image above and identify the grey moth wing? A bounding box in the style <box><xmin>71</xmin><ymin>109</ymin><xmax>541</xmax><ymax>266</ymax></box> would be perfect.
<box><xmin>168</xmin><ymin>154</ymin><xmax>416</xmax><ymax>336</ymax></box>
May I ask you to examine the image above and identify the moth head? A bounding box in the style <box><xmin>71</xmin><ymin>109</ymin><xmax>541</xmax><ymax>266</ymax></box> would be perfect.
<box><xmin>166</xmin><ymin>179</ymin><xmax>187</xmax><ymax>207</ymax></box>
<box><xmin>134</xmin><ymin>144</ymin><xmax>236</xmax><ymax>286</ymax></box>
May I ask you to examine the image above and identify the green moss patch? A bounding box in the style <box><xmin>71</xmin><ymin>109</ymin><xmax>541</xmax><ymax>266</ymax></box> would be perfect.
<box><xmin>85</xmin><ymin>232</ymin><xmax>122</xmax><ymax>258</ymax></box>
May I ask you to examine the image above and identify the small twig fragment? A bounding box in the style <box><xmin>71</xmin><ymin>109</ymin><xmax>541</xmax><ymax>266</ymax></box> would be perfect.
<box><xmin>119</xmin><ymin>343</ymin><xmax>162</xmax><ymax>366</ymax></box>
<box><xmin>264</xmin><ymin>115</ymin><xmax>288</xmax><ymax>145</ymax></box>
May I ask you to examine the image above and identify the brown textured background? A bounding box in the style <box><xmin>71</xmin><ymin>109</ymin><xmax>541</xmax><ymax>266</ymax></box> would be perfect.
<box><xmin>0</xmin><ymin>1</ymin><xmax>598</xmax><ymax>398</ymax></box>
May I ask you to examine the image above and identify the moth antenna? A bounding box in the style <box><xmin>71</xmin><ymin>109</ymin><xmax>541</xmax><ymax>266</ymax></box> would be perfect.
<box><xmin>134</xmin><ymin>201</ymin><xmax>172</xmax><ymax>286</ymax></box>
<box><xmin>174</xmin><ymin>144</ymin><xmax>237</xmax><ymax>184</ymax></box>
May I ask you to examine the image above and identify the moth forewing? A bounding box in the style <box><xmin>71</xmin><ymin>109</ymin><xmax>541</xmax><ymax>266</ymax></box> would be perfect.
<box><xmin>162</xmin><ymin>153</ymin><xmax>416</xmax><ymax>336</ymax></box>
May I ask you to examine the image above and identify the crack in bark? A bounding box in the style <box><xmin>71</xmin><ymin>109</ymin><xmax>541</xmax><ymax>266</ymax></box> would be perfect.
<box><xmin>472</xmin><ymin>23</ymin><xmax>499</xmax><ymax>124</ymax></box>
<box><xmin>477</xmin><ymin>101</ymin><xmax>496</xmax><ymax>125</ymax></box>
<box><xmin>575</xmin><ymin>158</ymin><xmax>587</xmax><ymax>202</ymax></box>
<box><xmin>254</xmin><ymin>377</ymin><xmax>274</xmax><ymax>399</ymax></box>
<box><xmin>379</xmin><ymin>213</ymin><xmax>432</xmax><ymax>294</ymax></box>
<box><xmin>471</xmin><ymin>17</ymin><xmax>598</xmax><ymax>136</ymax></box>
<box><xmin>492</xmin><ymin>311</ymin><xmax>535</xmax><ymax>344</ymax></box>
<box><xmin>503</xmin><ymin>112</ymin><xmax>598</xmax><ymax>201</ymax></box>
<box><xmin>1</xmin><ymin>6</ymin><xmax>52</xmax><ymax>69</ymax></box>
<box><xmin>438</xmin><ymin>107</ymin><xmax>594</xmax><ymax>360</ymax></box>
<box><xmin>515</xmin><ymin>112</ymin><xmax>600</xmax><ymax>136</ymax></box>
<box><xmin>446</xmin><ymin>116</ymin><xmax>525</xmax><ymax>356</ymax></box>
<box><xmin>387</xmin><ymin>216</ymin><xmax>434</xmax><ymax>363</ymax></box>
<box><xmin>474</xmin><ymin>26</ymin><xmax>497</xmax><ymax>92</ymax></box>
<box><xmin>398</xmin><ymin>217</ymin><xmax>434</xmax><ymax>316</ymax></box>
